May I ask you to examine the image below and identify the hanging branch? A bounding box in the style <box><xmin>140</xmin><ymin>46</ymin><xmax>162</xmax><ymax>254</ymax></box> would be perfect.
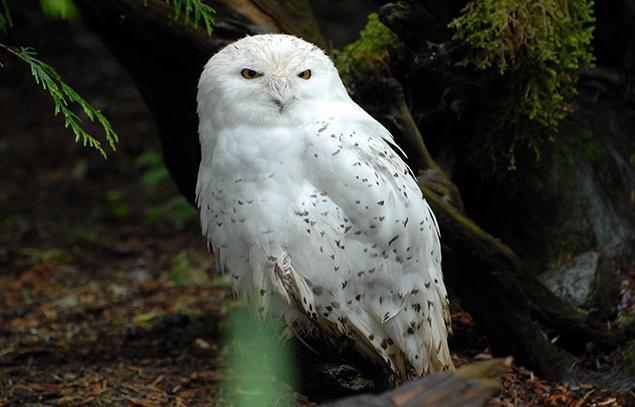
<box><xmin>0</xmin><ymin>44</ymin><xmax>119</xmax><ymax>158</ymax></box>
<box><xmin>145</xmin><ymin>0</ymin><xmax>216</xmax><ymax>35</ymax></box>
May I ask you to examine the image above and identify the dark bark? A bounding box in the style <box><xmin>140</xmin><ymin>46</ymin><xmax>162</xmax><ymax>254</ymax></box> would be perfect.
<box><xmin>74</xmin><ymin>0</ymin><xmax>628</xmax><ymax>386</ymax></box>
<box><xmin>322</xmin><ymin>373</ymin><xmax>494</xmax><ymax>407</ymax></box>
<box><xmin>322</xmin><ymin>358</ymin><xmax>509</xmax><ymax>407</ymax></box>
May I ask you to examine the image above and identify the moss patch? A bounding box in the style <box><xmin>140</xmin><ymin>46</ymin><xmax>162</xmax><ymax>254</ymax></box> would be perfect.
<box><xmin>333</xmin><ymin>13</ymin><xmax>402</xmax><ymax>89</ymax></box>
<box><xmin>449</xmin><ymin>0</ymin><xmax>595</xmax><ymax>170</ymax></box>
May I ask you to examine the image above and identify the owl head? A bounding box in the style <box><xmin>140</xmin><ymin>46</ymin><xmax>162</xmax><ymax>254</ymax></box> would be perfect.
<box><xmin>197</xmin><ymin>34</ymin><xmax>350</xmax><ymax>129</ymax></box>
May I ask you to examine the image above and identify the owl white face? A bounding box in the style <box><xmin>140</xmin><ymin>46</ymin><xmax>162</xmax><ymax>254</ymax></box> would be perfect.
<box><xmin>198</xmin><ymin>34</ymin><xmax>350</xmax><ymax>128</ymax></box>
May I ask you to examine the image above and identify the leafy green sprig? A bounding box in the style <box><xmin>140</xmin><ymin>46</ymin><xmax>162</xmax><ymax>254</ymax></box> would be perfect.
<box><xmin>39</xmin><ymin>0</ymin><xmax>79</xmax><ymax>21</ymax></box>
<box><xmin>147</xmin><ymin>0</ymin><xmax>215</xmax><ymax>35</ymax></box>
<box><xmin>0</xmin><ymin>0</ymin><xmax>215</xmax><ymax>158</ymax></box>
<box><xmin>0</xmin><ymin>44</ymin><xmax>119</xmax><ymax>158</ymax></box>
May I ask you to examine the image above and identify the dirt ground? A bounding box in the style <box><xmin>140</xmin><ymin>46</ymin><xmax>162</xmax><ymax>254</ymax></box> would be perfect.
<box><xmin>0</xmin><ymin>8</ymin><xmax>633</xmax><ymax>407</ymax></box>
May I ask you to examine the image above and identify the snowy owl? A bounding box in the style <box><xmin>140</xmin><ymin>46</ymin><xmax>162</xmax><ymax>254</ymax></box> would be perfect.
<box><xmin>196</xmin><ymin>34</ymin><xmax>452</xmax><ymax>381</ymax></box>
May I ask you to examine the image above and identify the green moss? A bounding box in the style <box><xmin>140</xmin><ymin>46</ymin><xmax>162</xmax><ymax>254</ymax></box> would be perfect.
<box><xmin>620</xmin><ymin>340</ymin><xmax>635</xmax><ymax>374</ymax></box>
<box><xmin>617</xmin><ymin>313</ymin><xmax>635</xmax><ymax>331</ymax></box>
<box><xmin>617</xmin><ymin>316</ymin><xmax>635</xmax><ymax>374</ymax></box>
<box><xmin>333</xmin><ymin>13</ymin><xmax>402</xmax><ymax>87</ymax></box>
<box><xmin>449</xmin><ymin>0</ymin><xmax>595</xmax><ymax>170</ymax></box>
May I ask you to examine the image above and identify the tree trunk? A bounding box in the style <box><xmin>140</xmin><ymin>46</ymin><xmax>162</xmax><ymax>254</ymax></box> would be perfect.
<box><xmin>74</xmin><ymin>0</ymin><xmax>325</xmax><ymax>202</ymax></box>
<box><xmin>74</xmin><ymin>0</ymin><xmax>630</xmax><ymax>385</ymax></box>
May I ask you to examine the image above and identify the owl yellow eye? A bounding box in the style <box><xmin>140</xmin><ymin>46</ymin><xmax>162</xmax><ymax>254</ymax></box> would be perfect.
<box><xmin>241</xmin><ymin>68</ymin><xmax>262</xmax><ymax>79</ymax></box>
<box><xmin>298</xmin><ymin>69</ymin><xmax>311</xmax><ymax>80</ymax></box>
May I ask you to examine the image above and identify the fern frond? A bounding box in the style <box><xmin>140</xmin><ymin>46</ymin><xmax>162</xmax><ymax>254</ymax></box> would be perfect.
<box><xmin>0</xmin><ymin>0</ymin><xmax>13</xmax><ymax>33</ymax></box>
<box><xmin>0</xmin><ymin>44</ymin><xmax>119</xmax><ymax>158</ymax></box>
<box><xmin>144</xmin><ymin>0</ymin><xmax>215</xmax><ymax>36</ymax></box>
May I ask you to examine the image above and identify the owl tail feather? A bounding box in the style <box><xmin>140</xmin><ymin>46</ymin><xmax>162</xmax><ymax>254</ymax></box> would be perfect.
<box><xmin>270</xmin><ymin>254</ymin><xmax>318</xmax><ymax>320</ymax></box>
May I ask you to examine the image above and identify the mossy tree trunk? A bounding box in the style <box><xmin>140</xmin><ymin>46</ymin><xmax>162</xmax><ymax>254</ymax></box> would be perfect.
<box><xmin>75</xmin><ymin>0</ymin><xmax>632</xmax><ymax>385</ymax></box>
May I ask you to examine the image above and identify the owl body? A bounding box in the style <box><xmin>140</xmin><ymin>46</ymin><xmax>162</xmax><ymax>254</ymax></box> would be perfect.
<box><xmin>196</xmin><ymin>34</ymin><xmax>452</xmax><ymax>380</ymax></box>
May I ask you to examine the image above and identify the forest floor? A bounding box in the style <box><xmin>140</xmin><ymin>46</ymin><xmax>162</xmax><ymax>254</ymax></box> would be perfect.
<box><xmin>1</xmin><ymin>7</ymin><xmax>634</xmax><ymax>407</ymax></box>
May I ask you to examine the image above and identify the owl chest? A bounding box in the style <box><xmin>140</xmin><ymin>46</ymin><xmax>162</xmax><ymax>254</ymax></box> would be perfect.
<box><xmin>211</xmin><ymin>127</ymin><xmax>306</xmax><ymax>175</ymax></box>
<box><xmin>204</xmin><ymin>127</ymin><xmax>310</xmax><ymax>243</ymax></box>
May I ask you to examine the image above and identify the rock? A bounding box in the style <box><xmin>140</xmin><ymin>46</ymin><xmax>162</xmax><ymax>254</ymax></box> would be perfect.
<box><xmin>539</xmin><ymin>251</ymin><xmax>599</xmax><ymax>307</ymax></box>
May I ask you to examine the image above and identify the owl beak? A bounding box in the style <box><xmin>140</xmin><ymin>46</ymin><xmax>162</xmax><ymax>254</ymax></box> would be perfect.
<box><xmin>269</xmin><ymin>77</ymin><xmax>293</xmax><ymax>112</ymax></box>
<box><xmin>272</xmin><ymin>96</ymin><xmax>289</xmax><ymax>112</ymax></box>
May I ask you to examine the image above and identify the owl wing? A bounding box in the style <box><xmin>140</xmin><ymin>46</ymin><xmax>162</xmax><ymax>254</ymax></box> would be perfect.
<box><xmin>278</xmin><ymin>102</ymin><xmax>452</xmax><ymax>378</ymax></box>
